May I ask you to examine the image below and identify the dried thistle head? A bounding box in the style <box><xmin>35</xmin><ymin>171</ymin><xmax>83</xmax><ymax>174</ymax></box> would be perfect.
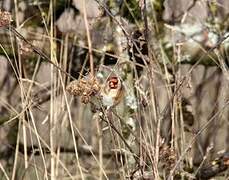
<box><xmin>66</xmin><ymin>80</ymin><xmax>83</xmax><ymax>96</ymax></box>
<box><xmin>159</xmin><ymin>145</ymin><xmax>176</xmax><ymax>171</ymax></box>
<box><xmin>66</xmin><ymin>76</ymin><xmax>101</xmax><ymax>104</ymax></box>
<box><xmin>0</xmin><ymin>10</ymin><xmax>11</xmax><ymax>27</ymax></box>
<box><xmin>81</xmin><ymin>93</ymin><xmax>90</xmax><ymax>104</ymax></box>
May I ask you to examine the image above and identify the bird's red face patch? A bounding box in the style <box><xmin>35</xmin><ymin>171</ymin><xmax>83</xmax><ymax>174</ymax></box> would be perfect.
<box><xmin>108</xmin><ymin>76</ymin><xmax>119</xmax><ymax>89</ymax></box>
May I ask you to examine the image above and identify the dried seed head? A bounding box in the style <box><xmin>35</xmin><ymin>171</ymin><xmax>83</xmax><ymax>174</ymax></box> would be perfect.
<box><xmin>80</xmin><ymin>79</ymin><xmax>87</xmax><ymax>84</ymax></box>
<box><xmin>81</xmin><ymin>95</ymin><xmax>90</xmax><ymax>104</ymax></box>
<box><xmin>92</xmin><ymin>83</ymin><xmax>100</xmax><ymax>92</ymax></box>
<box><xmin>0</xmin><ymin>10</ymin><xmax>11</xmax><ymax>27</ymax></box>
<box><xmin>159</xmin><ymin>145</ymin><xmax>176</xmax><ymax>170</ymax></box>
<box><xmin>72</xmin><ymin>86</ymin><xmax>82</xmax><ymax>96</ymax></box>
<box><xmin>66</xmin><ymin>80</ymin><xmax>82</xmax><ymax>96</ymax></box>
<box><xmin>66</xmin><ymin>76</ymin><xmax>101</xmax><ymax>104</ymax></box>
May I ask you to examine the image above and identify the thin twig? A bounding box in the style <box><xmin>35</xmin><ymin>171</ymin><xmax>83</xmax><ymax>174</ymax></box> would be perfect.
<box><xmin>167</xmin><ymin>100</ymin><xmax>229</xmax><ymax>179</ymax></box>
<box><xmin>6</xmin><ymin>26</ymin><xmax>76</xmax><ymax>80</ymax></box>
<box><xmin>160</xmin><ymin>33</ymin><xmax>229</xmax><ymax>122</ymax></box>
<box><xmin>82</xmin><ymin>1</ymin><xmax>94</xmax><ymax>76</ymax></box>
<box><xmin>94</xmin><ymin>0</ymin><xmax>150</xmax><ymax>68</ymax></box>
<box><xmin>100</xmin><ymin>115</ymin><xmax>138</xmax><ymax>160</ymax></box>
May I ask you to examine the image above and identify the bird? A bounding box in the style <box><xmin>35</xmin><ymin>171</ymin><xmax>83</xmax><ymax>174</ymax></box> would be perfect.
<box><xmin>101</xmin><ymin>75</ymin><xmax>124</xmax><ymax>108</ymax></box>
